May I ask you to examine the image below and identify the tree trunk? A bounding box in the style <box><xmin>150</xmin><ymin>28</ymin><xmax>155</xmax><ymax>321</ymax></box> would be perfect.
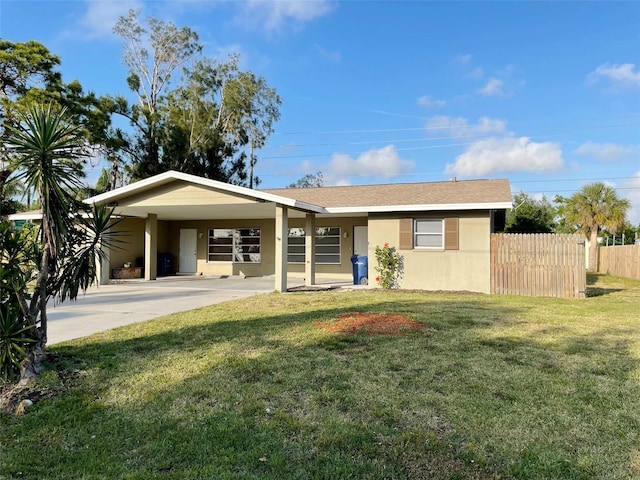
<box><xmin>19</xmin><ymin>346</ymin><xmax>46</xmax><ymax>386</ymax></box>
<box><xmin>589</xmin><ymin>228</ymin><xmax>599</xmax><ymax>272</ymax></box>
<box><xmin>20</xmin><ymin>218</ymin><xmax>52</xmax><ymax>383</ymax></box>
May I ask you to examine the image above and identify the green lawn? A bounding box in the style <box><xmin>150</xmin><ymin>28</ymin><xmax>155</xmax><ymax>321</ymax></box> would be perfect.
<box><xmin>2</xmin><ymin>274</ymin><xmax>640</xmax><ymax>479</ymax></box>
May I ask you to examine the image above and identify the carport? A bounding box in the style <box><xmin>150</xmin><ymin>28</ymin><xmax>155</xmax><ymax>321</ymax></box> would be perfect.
<box><xmin>85</xmin><ymin>171</ymin><xmax>327</xmax><ymax>293</ymax></box>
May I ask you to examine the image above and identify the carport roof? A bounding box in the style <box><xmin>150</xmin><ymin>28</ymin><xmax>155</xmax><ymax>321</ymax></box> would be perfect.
<box><xmin>84</xmin><ymin>170</ymin><xmax>325</xmax><ymax>214</ymax></box>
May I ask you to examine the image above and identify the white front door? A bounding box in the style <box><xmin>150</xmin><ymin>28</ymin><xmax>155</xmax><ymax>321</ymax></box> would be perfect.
<box><xmin>353</xmin><ymin>226</ymin><xmax>368</xmax><ymax>256</ymax></box>
<box><xmin>179</xmin><ymin>229</ymin><xmax>198</xmax><ymax>273</ymax></box>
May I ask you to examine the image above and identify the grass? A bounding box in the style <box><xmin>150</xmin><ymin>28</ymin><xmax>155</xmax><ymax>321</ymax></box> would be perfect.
<box><xmin>2</xmin><ymin>273</ymin><xmax>640</xmax><ymax>479</ymax></box>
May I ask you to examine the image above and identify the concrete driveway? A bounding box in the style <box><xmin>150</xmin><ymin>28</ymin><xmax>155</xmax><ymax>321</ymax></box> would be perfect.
<box><xmin>47</xmin><ymin>276</ymin><xmax>282</xmax><ymax>345</ymax></box>
<box><xmin>47</xmin><ymin>275</ymin><xmax>354</xmax><ymax>345</ymax></box>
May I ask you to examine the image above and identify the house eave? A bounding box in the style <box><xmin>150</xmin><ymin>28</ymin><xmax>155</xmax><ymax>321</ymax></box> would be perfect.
<box><xmin>325</xmin><ymin>202</ymin><xmax>514</xmax><ymax>214</ymax></box>
<box><xmin>7</xmin><ymin>211</ymin><xmax>43</xmax><ymax>221</ymax></box>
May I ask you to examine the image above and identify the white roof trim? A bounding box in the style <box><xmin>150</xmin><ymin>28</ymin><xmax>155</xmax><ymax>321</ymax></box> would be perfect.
<box><xmin>326</xmin><ymin>202</ymin><xmax>513</xmax><ymax>214</ymax></box>
<box><xmin>83</xmin><ymin>170</ymin><xmax>325</xmax><ymax>214</ymax></box>
<box><xmin>7</xmin><ymin>211</ymin><xmax>42</xmax><ymax>221</ymax></box>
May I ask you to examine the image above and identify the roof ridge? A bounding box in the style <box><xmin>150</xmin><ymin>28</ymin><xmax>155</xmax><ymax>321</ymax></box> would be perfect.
<box><xmin>262</xmin><ymin>178</ymin><xmax>508</xmax><ymax>192</ymax></box>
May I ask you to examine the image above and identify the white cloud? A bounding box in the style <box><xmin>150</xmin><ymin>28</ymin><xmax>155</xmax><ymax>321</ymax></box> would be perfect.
<box><xmin>237</xmin><ymin>0</ymin><xmax>334</xmax><ymax>32</ymax></box>
<box><xmin>622</xmin><ymin>172</ymin><xmax>640</xmax><ymax>225</ymax></box>
<box><xmin>417</xmin><ymin>95</ymin><xmax>446</xmax><ymax>108</ymax></box>
<box><xmin>314</xmin><ymin>44</ymin><xmax>341</xmax><ymax>62</ymax></box>
<box><xmin>425</xmin><ymin>116</ymin><xmax>507</xmax><ymax>138</ymax></box>
<box><xmin>327</xmin><ymin>145</ymin><xmax>415</xmax><ymax>184</ymax></box>
<box><xmin>466</xmin><ymin>67</ymin><xmax>484</xmax><ymax>80</ymax></box>
<box><xmin>574</xmin><ymin>142</ymin><xmax>640</xmax><ymax>162</ymax></box>
<box><xmin>77</xmin><ymin>0</ymin><xmax>142</xmax><ymax>39</ymax></box>
<box><xmin>453</xmin><ymin>54</ymin><xmax>472</xmax><ymax>65</ymax></box>
<box><xmin>589</xmin><ymin>63</ymin><xmax>640</xmax><ymax>90</ymax></box>
<box><xmin>477</xmin><ymin>78</ymin><xmax>505</xmax><ymax>96</ymax></box>
<box><xmin>445</xmin><ymin>137</ymin><xmax>564</xmax><ymax>176</ymax></box>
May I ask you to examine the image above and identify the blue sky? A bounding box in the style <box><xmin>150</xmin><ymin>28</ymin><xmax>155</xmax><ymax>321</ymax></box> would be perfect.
<box><xmin>2</xmin><ymin>1</ymin><xmax>640</xmax><ymax>222</ymax></box>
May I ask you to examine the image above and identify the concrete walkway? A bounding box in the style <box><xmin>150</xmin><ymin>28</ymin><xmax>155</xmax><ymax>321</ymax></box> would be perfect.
<box><xmin>46</xmin><ymin>275</ymin><xmax>351</xmax><ymax>345</ymax></box>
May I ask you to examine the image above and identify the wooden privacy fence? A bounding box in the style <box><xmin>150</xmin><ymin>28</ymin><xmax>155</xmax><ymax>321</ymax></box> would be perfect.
<box><xmin>598</xmin><ymin>244</ymin><xmax>640</xmax><ymax>280</ymax></box>
<box><xmin>491</xmin><ymin>234</ymin><xmax>586</xmax><ymax>299</ymax></box>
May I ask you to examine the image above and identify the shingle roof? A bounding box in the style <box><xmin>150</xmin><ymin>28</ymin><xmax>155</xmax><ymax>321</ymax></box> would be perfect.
<box><xmin>262</xmin><ymin>178</ymin><xmax>511</xmax><ymax>209</ymax></box>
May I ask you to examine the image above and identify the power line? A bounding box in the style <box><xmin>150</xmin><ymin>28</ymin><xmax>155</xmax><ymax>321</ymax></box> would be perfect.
<box><xmin>272</xmin><ymin>115</ymin><xmax>640</xmax><ymax>136</ymax></box>
<box><xmin>261</xmin><ymin>122</ymin><xmax>640</xmax><ymax>160</ymax></box>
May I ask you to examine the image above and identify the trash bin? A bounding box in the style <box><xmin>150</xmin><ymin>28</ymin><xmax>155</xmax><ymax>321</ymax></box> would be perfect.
<box><xmin>350</xmin><ymin>255</ymin><xmax>368</xmax><ymax>285</ymax></box>
<box><xmin>157</xmin><ymin>252</ymin><xmax>173</xmax><ymax>277</ymax></box>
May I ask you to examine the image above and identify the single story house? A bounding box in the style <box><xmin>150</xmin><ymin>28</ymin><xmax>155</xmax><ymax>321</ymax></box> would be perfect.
<box><xmin>79</xmin><ymin>171</ymin><xmax>511</xmax><ymax>293</ymax></box>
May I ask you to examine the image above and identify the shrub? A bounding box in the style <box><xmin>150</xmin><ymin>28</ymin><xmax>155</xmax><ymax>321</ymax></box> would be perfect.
<box><xmin>0</xmin><ymin>305</ymin><xmax>36</xmax><ymax>381</ymax></box>
<box><xmin>374</xmin><ymin>243</ymin><xmax>403</xmax><ymax>289</ymax></box>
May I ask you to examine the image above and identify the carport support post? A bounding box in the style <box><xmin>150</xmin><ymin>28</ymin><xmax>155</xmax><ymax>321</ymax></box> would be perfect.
<box><xmin>96</xmin><ymin>232</ymin><xmax>110</xmax><ymax>286</ymax></box>
<box><xmin>275</xmin><ymin>205</ymin><xmax>288</xmax><ymax>292</ymax></box>
<box><xmin>305</xmin><ymin>214</ymin><xmax>316</xmax><ymax>286</ymax></box>
<box><xmin>145</xmin><ymin>214</ymin><xmax>157</xmax><ymax>281</ymax></box>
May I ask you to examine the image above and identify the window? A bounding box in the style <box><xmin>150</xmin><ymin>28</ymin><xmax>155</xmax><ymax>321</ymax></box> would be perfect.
<box><xmin>287</xmin><ymin>227</ymin><xmax>341</xmax><ymax>264</ymax></box>
<box><xmin>287</xmin><ymin>228</ymin><xmax>306</xmax><ymax>264</ymax></box>
<box><xmin>414</xmin><ymin>219</ymin><xmax>443</xmax><ymax>249</ymax></box>
<box><xmin>399</xmin><ymin>217</ymin><xmax>459</xmax><ymax>251</ymax></box>
<box><xmin>208</xmin><ymin>228</ymin><xmax>261</xmax><ymax>263</ymax></box>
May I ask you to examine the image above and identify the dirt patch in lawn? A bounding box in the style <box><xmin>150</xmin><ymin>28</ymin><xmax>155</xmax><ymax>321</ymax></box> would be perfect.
<box><xmin>316</xmin><ymin>312</ymin><xmax>424</xmax><ymax>335</ymax></box>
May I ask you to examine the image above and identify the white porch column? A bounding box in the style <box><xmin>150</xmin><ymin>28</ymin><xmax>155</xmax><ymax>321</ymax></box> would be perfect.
<box><xmin>274</xmin><ymin>205</ymin><xmax>288</xmax><ymax>293</ymax></box>
<box><xmin>305</xmin><ymin>213</ymin><xmax>316</xmax><ymax>286</ymax></box>
<box><xmin>96</xmin><ymin>230</ymin><xmax>110</xmax><ymax>286</ymax></box>
<box><xmin>145</xmin><ymin>213</ymin><xmax>157</xmax><ymax>281</ymax></box>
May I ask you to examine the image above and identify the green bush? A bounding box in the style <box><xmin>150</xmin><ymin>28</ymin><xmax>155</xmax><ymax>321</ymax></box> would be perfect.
<box><xmin>0</xmin><ymin>305</ymin><xmax>36</xmax><ymax>381</ymax></box>
<box><xmin>0</xmin><ymin>222</ymin><xmax>38</xmax><ymax>381</ymax></box>
<box><xmin>374</xmin><ymin>243</ymin><xmax>403</xmax><ymax>289</ymax></box>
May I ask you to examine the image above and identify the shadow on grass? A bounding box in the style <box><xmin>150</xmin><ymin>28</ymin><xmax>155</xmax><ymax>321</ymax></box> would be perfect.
<box><xmin>586</xmin><ymin>272</ymin><xmax>625</xmax><ymax>297</ymax></box>
<box><xmin>3</xmin><ymin>291</ymin><xmax>640</xmax><ymax>479</ymax></box>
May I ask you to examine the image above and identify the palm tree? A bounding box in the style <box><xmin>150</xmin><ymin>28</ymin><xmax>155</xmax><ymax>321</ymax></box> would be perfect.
<box><xmin>563</xmin><ymin>182</ymin><xmax>630</xmax><ymax>271</ymax></box>
<box><xmin>6</xmin><ymin>103</ymin><xmax>118</xmax><ymax>381</ymax></box>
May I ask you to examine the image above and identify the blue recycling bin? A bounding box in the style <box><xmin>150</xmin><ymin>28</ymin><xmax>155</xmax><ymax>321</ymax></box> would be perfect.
<box><xmin>350</xmin><ymin>255</ymin><xmax>368</xmax><ymax>285</ymax></box>
<box><xmin>157</xmin><ymin>252</ymin><xmax>173</xmax><ymax>277</ymax></box>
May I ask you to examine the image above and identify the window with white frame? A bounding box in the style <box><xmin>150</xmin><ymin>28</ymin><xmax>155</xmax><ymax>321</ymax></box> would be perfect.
<box><xmin>208</xmin><ymin>228</ymin><xmax>261</xmax><ymax>262</ymax></box>
<box><xmin>287</xmin><ymin>227</ymin><xmax>341</xmax><ymax>264</ymax></box>
<box><xmin>414</xmin><ymin>219</ymin><xmax>444</xmax><ymax>249</ymax></box>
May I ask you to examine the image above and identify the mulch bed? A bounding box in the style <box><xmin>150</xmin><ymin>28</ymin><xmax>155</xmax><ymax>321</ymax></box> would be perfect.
<box><xmin>316</xmin><ymin>312</ymin><xmax>424</xmax><ymax>335</ymax></box>
<box><xmin>287</xmin><ymin>285</ymin><xmax>338</xmax><ymax>292</ymax></box>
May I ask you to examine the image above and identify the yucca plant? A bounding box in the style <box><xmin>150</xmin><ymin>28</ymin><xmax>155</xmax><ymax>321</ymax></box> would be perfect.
<box><xmin>0</xmin><ymin>305</ymin><xmax>37</xmax><ymax>381</ymax></box>
<box><xmin>5</xmin><ymin>103</ymin><xmax>121</xmax><ymax>382</ymax></box>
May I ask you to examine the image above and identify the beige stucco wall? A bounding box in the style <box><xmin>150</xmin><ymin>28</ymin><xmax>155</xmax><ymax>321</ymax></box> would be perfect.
<box><xmin>286</xmin><ymin>217</ymin><xmax>367</xmax><ymax>280</ymax></box>
<box><xmin>108</xmin><ymin>215</ymin><xmax>365</xmax><ymax>280</ymax></box>
<box><xmin>166</xmin><ymin>219</ymin><xmax>275</xmax><ymax>277</ymax></box>
<box><xmin>110</xmin><ymin>218</ymin><xmax>145</xmax><ymax>270</ymax></box>
<box><xmin>110</xmin><ymin>211</ymin><xmax>490</xmax><ymax>289</ymax></box>
<box><xmin>109</xmin><ymin>218</ymin><xmax>170</xmax><ymax>276</ymax></box>
<box><xmin>368</xmin><ymin>211</ymin><xmax>492</xmax><ymax>293</ymax></box>
<box><xmin>166</xmin><ymin>216</ymin><xmax>365</xmax><ymax>280</ymax></box>
<box><xmin>118</xmin><ymin>181</ymin><xmax>257</xmax><ymax>208</ymax></box>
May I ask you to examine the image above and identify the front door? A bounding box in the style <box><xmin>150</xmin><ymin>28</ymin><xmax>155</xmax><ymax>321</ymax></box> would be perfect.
<box><xmin>179</xmin><ymin>229</ymin><xmax>198</xmax><ymax>273</ymax></box>
<box><xmin>353</xmin><ymin>226</ymin><xmax>368</xmax><ymax>256</ymax></box>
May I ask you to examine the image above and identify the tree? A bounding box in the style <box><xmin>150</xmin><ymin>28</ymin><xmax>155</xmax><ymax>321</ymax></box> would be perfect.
<box><xmin>1</xmin><ymin>40</ymin><xmax>120</xmax><ymax>197</ymax></box>
<box><xmin>558</xmin><ymin>182</ymin><xmax>630</xmax><ymax>270</ymax></box>
<box><xmin>504</xmin><ymin>192</ymin><xmax>555</xmax><ymax>233</ymax></box>
<box><xmin>158</xmin><ymin>56</ymin><xmax>281</xmax><ymax>187</ymax></box>
<box><xmin>113</xmin><ymin>9</ymin><xmax>201</xmax><ymax>179</ymax></box>
<box><xmin>3</xmin><ymin>104</ymin><xmax>119</xmax><ymax>382</ymax></box>
<box><xmin>288</xmin><ymin>171</ymin><xmax>324</xmax><ymax>188</ymax></box>
<box><xmin>600</xmin><ymin>221</ymin><xmax>640</xmax><ymax>245</ymax></box>
<box><xmin>1</xmin><ymin>40</ymin><xmax>63</xmax><ymax>202</ymax></box>
<box><xmin>113</xmin><ymin>13</ymin><xmax>281</xmax><ymax>186</ymax></box>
